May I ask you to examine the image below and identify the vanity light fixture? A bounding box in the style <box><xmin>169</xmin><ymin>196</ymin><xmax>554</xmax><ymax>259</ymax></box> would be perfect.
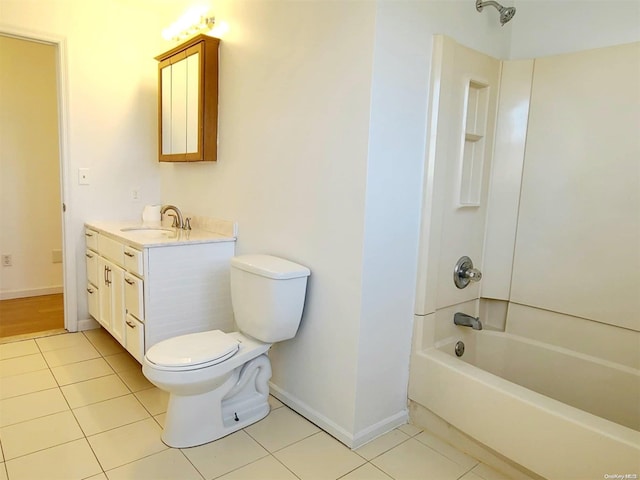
<box><xmin>162</xmin><ymin>6</ymin><xmax>216</xmax><ymax>41</ymax></box>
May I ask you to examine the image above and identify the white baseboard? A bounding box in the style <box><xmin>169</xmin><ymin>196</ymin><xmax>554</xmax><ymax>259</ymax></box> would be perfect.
<box><xmin>0</xmin><ymin>286</ymin><xmax>63</xmax><ymax>300</ymax></box>
<box><xmin>77</xmin><ymin>317</ymin><xmax>100</xmax><ymax>332</ymax></box>
<box><xmin>352</xmin><ymin>409</ymin><xmax>408</xmax><ymax>449</ymax></box>
<box><xmin>269</xmin><ymin>382</ymin><xmax>408</xmax><ymax>449</ymax></box>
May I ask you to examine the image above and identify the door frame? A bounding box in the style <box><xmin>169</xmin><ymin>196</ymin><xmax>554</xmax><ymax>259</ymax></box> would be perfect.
<box><xmin>0</xmin><ymin>27</ymin><xmax>77</xmax><ymax>332</ymax></box>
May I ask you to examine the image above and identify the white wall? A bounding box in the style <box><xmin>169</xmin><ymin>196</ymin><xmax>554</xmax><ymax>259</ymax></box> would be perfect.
<box><xmin>510</xmin><ymin>0</ymin><xmax>640</xmax><ymax>59</ymax></box>
<box><xmin>0</xmin><ymin>0</ymin><xmax>165</xmax><ymax>324</ymax></box>
<box><xmin>353</xmin><ymin>0</ymin><xmax>512</xmax><ymax>441</ymax></box>
<box><xmin>159</xmin><ymin>0</ymin><xmax>512</xmax><ymax>445</ymax></box>
<box><xmin>157</xmin><ymin>0</ymin><xmax>375</xmax><ymax>444</ymax></box>
<box><xmin>0</xmin><ymin>36</ymin><xmax>63</xmax><ymax>298</ymax></box>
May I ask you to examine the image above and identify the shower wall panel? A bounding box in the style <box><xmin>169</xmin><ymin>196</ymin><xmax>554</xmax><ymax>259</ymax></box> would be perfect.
<box><xmin>510</xmin><ymin>42</ymin><xmax>640</xmax><ymax>331</ymax></box>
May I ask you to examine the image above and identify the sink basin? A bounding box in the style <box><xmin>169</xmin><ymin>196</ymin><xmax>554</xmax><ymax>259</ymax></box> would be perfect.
<box><xmin>120</xmin><ymin>227</ymin><xmax>174</xmax><ymax>233</ymax></box>
<box><xmin>120</xmin><ymin>227</ymin><xmax>178</xmax><ymax>239</ymax></box>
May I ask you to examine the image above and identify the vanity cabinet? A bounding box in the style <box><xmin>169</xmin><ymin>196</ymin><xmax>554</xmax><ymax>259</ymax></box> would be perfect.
<box><xmin>85</xmin><ymin>225</ymin><xmax>235</xmax><ymax>363</ymax></box>
<box><xmin>156</xmin><ymin>34</ymin><xmax>220</xmax><ymax>162</ymax></box>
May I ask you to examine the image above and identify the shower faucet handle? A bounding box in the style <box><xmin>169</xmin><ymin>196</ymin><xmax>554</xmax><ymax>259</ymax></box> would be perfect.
<box><xmin>454</xmin><ymin>256</ymin><xmax>482</xmax><ymax>289</ymax></box>
<box><xmin>464</xmin><ymin>267</ymin><xmax>482</xmax><ymax>281</ymax></box>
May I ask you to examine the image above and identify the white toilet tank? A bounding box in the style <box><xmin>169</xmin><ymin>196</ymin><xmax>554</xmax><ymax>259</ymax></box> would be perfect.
<box><xmin>230</xmin><ymin>255</ymin><xmax>310</xmax><ymax>343</ymax></box>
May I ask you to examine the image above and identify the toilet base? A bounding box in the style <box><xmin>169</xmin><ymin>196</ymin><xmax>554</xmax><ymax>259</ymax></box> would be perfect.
<box><xmin>161</xmin><ymin>354</ymin><xmax>272</xmax><ymax>448</ymax></box>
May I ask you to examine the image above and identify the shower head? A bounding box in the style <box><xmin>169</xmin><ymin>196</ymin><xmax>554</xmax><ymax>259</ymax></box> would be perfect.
<box><xmin>476</xmin><ymin>0</ymin><xmax>516</xmax><ymax>26</ymax></box>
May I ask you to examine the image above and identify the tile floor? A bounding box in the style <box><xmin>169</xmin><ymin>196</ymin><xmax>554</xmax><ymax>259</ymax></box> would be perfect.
<box><xmin>0</xmin><ymin>329</ymin><xmax>514</xmax><ymax>480</ymax></box>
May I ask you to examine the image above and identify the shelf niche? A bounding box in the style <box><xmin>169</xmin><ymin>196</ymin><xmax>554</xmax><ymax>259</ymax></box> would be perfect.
<box><xmin>459</xmin><ymin>80</ymin><xmax>490</xmax><ymax>207</ymax></box>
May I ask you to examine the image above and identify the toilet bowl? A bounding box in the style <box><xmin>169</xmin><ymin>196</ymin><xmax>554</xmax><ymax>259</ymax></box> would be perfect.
<box><xmin>142</xmin><ymin>254</ymin><xmax>310</xmax><ymax>448</ymax></box>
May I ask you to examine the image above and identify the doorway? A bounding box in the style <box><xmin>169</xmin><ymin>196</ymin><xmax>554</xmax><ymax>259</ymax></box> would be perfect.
<box><xmin>0</xmin><ymin>35</ymin><xmax>65</xmax><ymax>339</ymax></box>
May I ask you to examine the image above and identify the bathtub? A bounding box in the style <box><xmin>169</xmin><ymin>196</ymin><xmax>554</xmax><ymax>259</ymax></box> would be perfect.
<box><xmin>409</xmin><ymin>329</ymin><xmax>640</xmax><ymax>480</ymax></box>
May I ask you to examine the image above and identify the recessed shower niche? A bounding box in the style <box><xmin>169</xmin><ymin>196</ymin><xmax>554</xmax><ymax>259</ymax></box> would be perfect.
<box><xmin>459</xmin><ymin>80</ymin><xmax>490</xmax><ymax>206</ymax></box>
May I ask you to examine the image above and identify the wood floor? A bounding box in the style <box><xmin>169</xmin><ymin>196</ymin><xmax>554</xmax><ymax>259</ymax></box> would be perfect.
<box><xmin>0</xmin><ymin>294</ymin><xmax>64</xmax><ymax>338</ymax></box>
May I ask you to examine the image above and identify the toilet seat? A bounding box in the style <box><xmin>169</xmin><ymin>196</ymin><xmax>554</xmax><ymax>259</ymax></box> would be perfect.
<box><xmin>145</xmin><ymin>330</ymin><xmax>239</xmax><ymax>371</ymax></box>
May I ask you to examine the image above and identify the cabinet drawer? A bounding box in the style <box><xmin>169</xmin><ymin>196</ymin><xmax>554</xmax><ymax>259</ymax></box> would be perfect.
<box><xmin>85</xmin><ymin>249</ymin><xmax>99</xmax><ymax>286</ymax></box>
<box><xmin>85</xmin><ymin>229</ymin><xmax>98</xmax><ymax>251</ymax></box>
<box><xmin>98</xmin><ymin>235</ymin><xmax>124</xmax><ymax>266</ymax></box>
<box><xmin>87</xmin><ymin>283</ymin><xmax>99</xmax><ymax>320</ymax></box>
<box><xmin>124</xmin><ymin>273</ymin><xmax>144</xmax><ymax>321</ymax></box>
<box><xmin>124</xmin><ymin>246</ymin><xmax>144</xmax><ymax>277</ymax></box>
<box><xmin>125</xmin><ymin>314</ymin><xmax>145</xmax><ymax>363</ymax></box>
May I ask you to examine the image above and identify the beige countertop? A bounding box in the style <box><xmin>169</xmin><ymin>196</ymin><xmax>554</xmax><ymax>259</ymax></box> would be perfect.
<box><xmin>86</xmin><ymin>221</ymin><xmax>236</xmax><ymax>249</ymax></box>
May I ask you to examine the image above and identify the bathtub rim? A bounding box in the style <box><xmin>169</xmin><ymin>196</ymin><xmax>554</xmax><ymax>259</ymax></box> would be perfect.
<box><xmin>418</xmin><ymin>345</ymin><xmax>640</xmax><ymax>449</ymax></box>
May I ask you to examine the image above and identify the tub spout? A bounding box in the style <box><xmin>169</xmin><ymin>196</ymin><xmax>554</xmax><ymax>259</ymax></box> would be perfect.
<box><xmin>454</xmin><ymin>312</ymin><xmax>483</xmax><ymax>330</ymax></box>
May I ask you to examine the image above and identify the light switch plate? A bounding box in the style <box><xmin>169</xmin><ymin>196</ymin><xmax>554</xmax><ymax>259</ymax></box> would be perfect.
<box><xmin>78</xmin><ymin>168</ymin><xmax>90</xmax><ymax>185</ymax></box>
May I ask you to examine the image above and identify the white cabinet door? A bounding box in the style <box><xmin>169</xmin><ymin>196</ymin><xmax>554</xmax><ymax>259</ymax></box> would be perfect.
<box><xmin>124</xmin><ymin>273</ymin><xmax>144</xmax><ymax>321</ymax></box>
<box><xmin>125</xmin><ymin>314</ymin><xmax>145</xmax><ymax>363</ymax></box>
<box><xmin>97</xmin><ymin>256</ymin><xmax>125</xmax><ymax>346</ymax></box>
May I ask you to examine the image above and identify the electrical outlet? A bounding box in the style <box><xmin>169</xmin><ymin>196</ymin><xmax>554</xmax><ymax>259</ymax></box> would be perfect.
<box><xmin>52</xmin><ymin>249</ymin><xmax>63</xmax><ymax>264</ymax></box>
<box><xmin>2</xmin><ymin>254</ymin><xmax>12</xmax><ymax>267</ymax></box>
<box><xmin>131</xmin><ymin>188</ymin><xmax>141</xmax><ymax>202</ymax></box>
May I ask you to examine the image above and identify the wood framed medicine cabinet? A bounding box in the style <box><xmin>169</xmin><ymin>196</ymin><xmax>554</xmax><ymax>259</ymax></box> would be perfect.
<box><xmin>155</xmin><ymin>34</ymin><xmax>219</xmax><ymax>162</ymax></box>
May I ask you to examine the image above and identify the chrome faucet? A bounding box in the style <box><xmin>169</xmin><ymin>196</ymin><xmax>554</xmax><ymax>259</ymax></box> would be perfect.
<box><xmin>454</xmin><ymin>256</ymin><xmax>482</xmax><ymax>289</ymax></box>
<box><xmin>454</xmin><ymin>312</ymin><xmax>483</xmax><ymax>330</ymax></box>
<box><xmin>160</xmin><ymin>205</ymin><xmax>184</xmax><ymax>229</ymax></box>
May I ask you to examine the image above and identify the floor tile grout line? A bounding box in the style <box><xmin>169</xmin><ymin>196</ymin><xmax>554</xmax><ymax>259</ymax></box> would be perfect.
<box><xmin>456</xmin><ymin>461</ymin><xmax>483</xmax><ymax>480</ymax></box>
<box><xmin>0</xmin><ymin>372</ymin><xmax>56</xmax><ymax>401</ymax></box>
<box><xmin>352</xmin><ymin>433</ymin><xmax>413</xmax><ymax>463</ymax></box>
<box><xmin>100</xmin><ymin>445</ymin><xmax>180</xmax><ymax>478</ymax></box>
<box><xmin>77</xmin><ymin>401</ymin><xmax>153</xmax><ymax>438</ymax></box>
<box><xmin>65</xmin><ymin>389</ymin><xmax>132</xmax><ymax>411</ymax></box>
<box><xmin>1</xmin><ymin>434</ymin><xmax>85</xmax><ymax>464</ymax></box>
<box><xmin>176</xmin><ymin>446</ymin><xmax>207</xmax><ymax>480</ymax></box>
<box><xmin>413</xmin><ymin>434</ymin><xmax>482</xmax><ymax>472</ymax></box>
<box><xmin>204</xmin><ymin>449</ymin><xmax>271</xmax><ymax>480</ymax></box>
<box><xmin>268</xmin><ymin>452</ymin><xmax>304</xmax><ymax>480</ymax></box>
<box><xmin>0</xmin><ymin>387</ymin><xmax>69</xmax><ymax>429</ymax></box>
<box><xmin>47</xmin><ymin>360</ymin><xmax>106</xmax><ymax>477</ymax></box>
<box><xmin>243</xmin><ymin>419</ymin><xmax>322</xmax><ymax>455</ymax></box>
<box><xmin>0</xmin><ymin>426</ymin><xmax>6</xmax><ymax>468</ymax></box>
<box><xmin>0</xmin><ymin>338</ymin><xmax>39</xmax><ymax>361</ymax></box>
<box><xmin>68</xmin><ymin>396</ymin><xmax>151</xmax><ymax>476</ymax></box>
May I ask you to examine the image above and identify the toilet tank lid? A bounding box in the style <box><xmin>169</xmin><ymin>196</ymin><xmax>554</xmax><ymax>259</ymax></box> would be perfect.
<box><xmin>231</xmin><ymin>254</ymin><xmax>310</xmax><ymax>280</ymax></box>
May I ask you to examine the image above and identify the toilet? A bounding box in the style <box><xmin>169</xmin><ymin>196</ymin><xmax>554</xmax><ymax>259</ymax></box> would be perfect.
<box><xmin>142</xmin><ymin>254</ymin><xmax>310</xmax><ymax>448</ymax></box>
